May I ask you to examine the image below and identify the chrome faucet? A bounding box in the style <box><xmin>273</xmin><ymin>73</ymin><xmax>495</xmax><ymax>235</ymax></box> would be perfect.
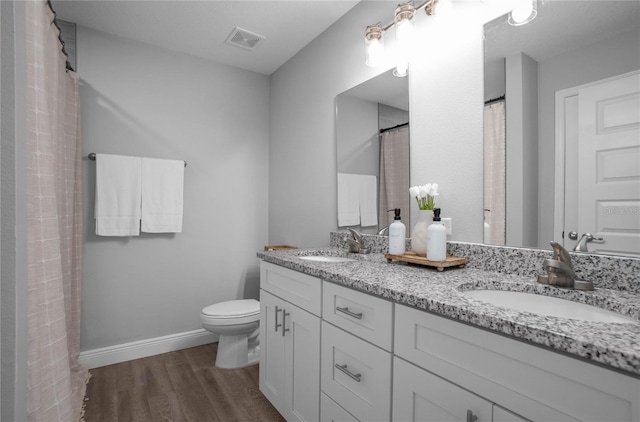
<box><xmin>537</xmin><ymin>241</ymin><xmax>593</xmax><ymax>290</ymax></box>
<box><xmin>569</xmin><ymin>232</ymin><xmax>604</xmax><ymax>252</ymax></box>
<box><xmin>346</xmin><ymin>228</ymin><xmax>370</xmax><ymax>254</ymax></box>
<box><xmin>377</xmin><ymin>226</ymin><xmax>389</xmax><ymax>236</ymax></box>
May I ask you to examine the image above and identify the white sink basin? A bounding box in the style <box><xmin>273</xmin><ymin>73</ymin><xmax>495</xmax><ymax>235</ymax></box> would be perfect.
<box><xmin>299</xmin><ymin>255</ymin><xmax>356</xmax><ymax>263</ymax></box>
<box><xmin>463</xmin><ymin>290</ymin><xmax>636</xmax><ymax>324</ymax></box>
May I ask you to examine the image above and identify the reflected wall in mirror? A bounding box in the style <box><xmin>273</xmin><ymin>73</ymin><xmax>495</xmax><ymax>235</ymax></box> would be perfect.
<box><xmin>336</xmin><ymin>69</ymin><xmax>410</xmax><ymax>235</ymax></box>
<box><xmin>483</xmin><ymin>0</ymin><xmax>640</xmax><ymax>257</ymax></box>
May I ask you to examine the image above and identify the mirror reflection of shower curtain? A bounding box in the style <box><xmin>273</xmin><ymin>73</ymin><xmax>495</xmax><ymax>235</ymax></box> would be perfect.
<box><xmin>379</xmin><ymin>126</ymin><xmax>410</xmax><ymax>236</ymax></box>
<box><xmin>484</xmin><ymin>101</ymin><xmax>506</xmax><ymax>245</ymax></box>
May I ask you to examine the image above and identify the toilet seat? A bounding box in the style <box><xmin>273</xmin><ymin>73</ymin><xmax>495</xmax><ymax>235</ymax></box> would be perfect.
<box><xmin>201</xmin><ymin>299</ymin><xmax>260</xmax><ymax>326</ymax></box>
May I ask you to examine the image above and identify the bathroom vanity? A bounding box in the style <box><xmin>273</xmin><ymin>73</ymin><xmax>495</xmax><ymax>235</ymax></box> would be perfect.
<box><xmin>257</xmin><ymin>239</ymin><xmax>640</xmax><ymax>422</ymax></box>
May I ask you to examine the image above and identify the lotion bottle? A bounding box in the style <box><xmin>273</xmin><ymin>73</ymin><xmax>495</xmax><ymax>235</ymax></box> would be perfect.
<box><xmin>426</xmin><ymin>208</ymin><xmax>447</xmax><ymax>261</ymax></box>
<box><xmin>388</xmin><ymin>208</ymin><xmax>406</xmax><ymax>255</ymax></box>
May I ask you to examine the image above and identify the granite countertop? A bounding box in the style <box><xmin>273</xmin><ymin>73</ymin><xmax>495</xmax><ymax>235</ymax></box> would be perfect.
<box><xmin>257</xmin><ymin>247</ymin><xmax>640</xmax><ymax>378</ymax></box>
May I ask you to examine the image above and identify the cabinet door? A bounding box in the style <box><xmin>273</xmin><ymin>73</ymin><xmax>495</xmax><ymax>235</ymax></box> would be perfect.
<box><xmin>284</xmin><ymin>298</ymin><xmax>321</xmax><ymax>422</ymax></box>
<box><xmin>260</xmin><ymin>289</ymin><xmax>321</xmax><ymax>422</ymax></box>
<box><xmin>393</xmin><ymin>357</ymin><xmax>492</xmax><ymax>422</ymax></box>
<box><xmin>260</xmin><ymin>290</ymin><xmax>287</xmax><ymax>416</ymax></box>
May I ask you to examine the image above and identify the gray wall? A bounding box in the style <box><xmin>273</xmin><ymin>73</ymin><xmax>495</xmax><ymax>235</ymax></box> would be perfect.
<box><xmin>78</xmin><ymin>27</ymin><xmax>270</xmax><ymax>351</ymax></box>
<box><xmin>336</xmin><ymin>94</ymin><xmax>379</xmax><ymax>175</ymax></box>
<box><xmin>506</xmin><ymin>52</ymin><xmax>538</xmax><ymax>248</ymax></box>
<box><xmin>1</xmin><ymin>1</ymin><xmax>28</xmax><ymax>420</ymax></box>
<box><xmin>57</xmin><ymin>19</ymin><xmax>76</xmax><ymax>70</ymax></box>
<box><xmin>269</xmin><ymin>1</ymin><xmax>397</xmax><ymax>248</ymax></box>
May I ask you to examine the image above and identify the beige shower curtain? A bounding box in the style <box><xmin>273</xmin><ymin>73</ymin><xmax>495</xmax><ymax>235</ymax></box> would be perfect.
<box><xmin>379</xmin><ymin>126</ymin><xmax>410</xmax><ymax>234</ymax></box>
<box><xmin>25</xmin><ymin>1</ymin><xmax>88</xmax><ymax>420</ymax></box>
<box><xmin>483</xmin><ymin>100</ymin><xmax>506</xmax><ymax>245</ymax></box>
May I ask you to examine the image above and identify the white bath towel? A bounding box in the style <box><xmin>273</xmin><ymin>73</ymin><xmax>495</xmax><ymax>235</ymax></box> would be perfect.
<box><xmin>95</xmin><ymin>153</ymin><xmax>142</xmax><ymax>236</ymax></box>
<box><xmin>337</xmin><ymin>173</ymin><xmax>361</xmax><ymax>227</ymax></box>
<box><xmin>141</xmin><ymin>157</ymin><xmax>184</xmax><ymax>233</ymax></box>
<box><xmin>359</xmin><ymin>175</ymin><xmax>378</xmax><ymax>227</ymax></box>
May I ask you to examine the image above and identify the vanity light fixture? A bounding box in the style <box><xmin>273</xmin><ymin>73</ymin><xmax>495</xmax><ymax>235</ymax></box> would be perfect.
<box><xmin>365</xmin><ymin>24</ymin><xmax>384</xmax><ymax>67</ymax></box>
<box><xmin>508</xmin><ymin>0</ymin><xmax>537</xmax><ymax>26</ymax></box>
<box><xmin>365</xmin><ymin>0</ymin><xmax>439</xmax><ymax>76</ymax></box>
<box><xmin>393</xmin><ymin>3</ymin><xmax>416</xmax><ymax>77</ymax></box>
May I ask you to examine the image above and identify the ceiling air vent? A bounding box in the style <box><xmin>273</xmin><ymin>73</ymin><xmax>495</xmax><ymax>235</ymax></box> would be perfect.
<box><xmin>225</xmin><ymin>27</ymin><xmax>266</xmax><ymax>51</ymax></box>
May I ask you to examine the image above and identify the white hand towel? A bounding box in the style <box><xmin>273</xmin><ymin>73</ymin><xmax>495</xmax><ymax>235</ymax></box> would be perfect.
<box><xmin>337</xmin><ymin>173</ymin><xmax>361</xmax><ymax>227</ymax></box>
<box><xmin>95</xmin><ymin>153</ymin><xmax>142</xmax><ymax>236</ymax></box>
<box><xmin>141</xmin><ymin>157</ymin><xmax>184</xmax><ymax>233</ymax></box>
<box><xmin>359</xmin><ymin>175</ymin><xmax>378</xmax><ymax>227</ymax></box>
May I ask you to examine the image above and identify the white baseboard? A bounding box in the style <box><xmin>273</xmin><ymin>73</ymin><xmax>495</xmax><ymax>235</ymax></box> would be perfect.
<box><xmin>79</xmin><ymin>329</ymin><xmax>218</xmax><ymax>369</ymax></box>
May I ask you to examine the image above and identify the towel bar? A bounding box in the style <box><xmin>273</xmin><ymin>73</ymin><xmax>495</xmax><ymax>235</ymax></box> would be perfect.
<box><xmin>88</xmin><ymin>152</ymin><xmax>186</xmax><ymax>167</ymax></box>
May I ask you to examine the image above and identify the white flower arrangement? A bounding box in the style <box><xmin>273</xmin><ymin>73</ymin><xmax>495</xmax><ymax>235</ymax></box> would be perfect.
<box><xmin>409</xmin><ymin>183</ymin><xmax>439</xmax><ymax>210</ymax></box>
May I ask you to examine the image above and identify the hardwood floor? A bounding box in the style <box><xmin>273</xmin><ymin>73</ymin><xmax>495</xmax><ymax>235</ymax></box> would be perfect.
<box><xmin>83</xmin><ymin>343</ymin><xmax>285</xmax><ymax>422</ymax></box>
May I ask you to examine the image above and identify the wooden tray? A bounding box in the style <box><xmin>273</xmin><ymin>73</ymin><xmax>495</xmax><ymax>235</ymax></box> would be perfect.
<box><xmin>264</xmin><ymin>245</ymin><xmax>298</xmax><ymax>251</ymax></box>
<box><xmin>384</xmin><ymin>251</ymin><xmax>467</xmax><ymax>271</ymax></box>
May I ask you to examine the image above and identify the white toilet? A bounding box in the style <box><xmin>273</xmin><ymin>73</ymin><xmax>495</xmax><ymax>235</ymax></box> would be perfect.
<box><xmin>201</xmin><ymin>299</ymin><xmax>260</xmax><ymax>369</ymax></box>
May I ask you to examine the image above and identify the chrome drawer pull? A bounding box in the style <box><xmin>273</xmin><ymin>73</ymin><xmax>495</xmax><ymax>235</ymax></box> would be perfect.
<box><xmin>336</xmin><ymin>306</ymin><xmax>363</xmax><ymax>320</ymax></box>
<box><xmin>282</xmin><ymin>310</ymin><xmax>290</xmax><ymax>337</ymax></box>
<box><xmin>275</xmin><ymin>306</ymin><xmax>282</xmax><ymax>332</ymax></box>
<box><xmin>335</xmin><ymin>364</ymin><xmax>361</xmax><ymax>382</ymax></box>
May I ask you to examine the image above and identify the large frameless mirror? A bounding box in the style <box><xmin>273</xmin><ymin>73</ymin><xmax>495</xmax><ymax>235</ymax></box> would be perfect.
<box><xmin>336</xmin><ymin>69</ymin><xmax>410</xmax><ymax>235</ymax></box>
<box><xmin>483</xmin><ymin>0</ymin><xmax>640</xmax><ymax>256</ymax></box>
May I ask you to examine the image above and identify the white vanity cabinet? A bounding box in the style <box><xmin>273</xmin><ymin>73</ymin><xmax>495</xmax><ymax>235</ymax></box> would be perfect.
<box><xmin>259</xmin><ymin>262</ymin><xmax>322</xmax><ymax>422</ymax></box>
<box><xmin>394</xmin><ymin>304</ymin><xmax>640</xmax><ymax>422</ymax></box>
<box><xmin>320</xmin><ymin>282</ymin><xmax>393</xmax><ymax>422</ymax></box>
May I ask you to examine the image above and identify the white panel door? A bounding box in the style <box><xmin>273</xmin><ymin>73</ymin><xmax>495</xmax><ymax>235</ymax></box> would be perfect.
<box><xmin>573</xmin><ymin>71</ymin><xmax>640</xmax><ymax>256</ymax></box>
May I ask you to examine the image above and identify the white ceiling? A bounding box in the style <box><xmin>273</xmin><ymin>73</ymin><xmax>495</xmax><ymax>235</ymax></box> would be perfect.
<box><xmin>52</xmin><ymin>0</ymin><xmax>360</xmax><ymax>75</ymax></box>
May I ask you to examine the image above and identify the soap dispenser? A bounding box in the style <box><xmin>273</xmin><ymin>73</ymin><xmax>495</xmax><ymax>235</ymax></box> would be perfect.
<box><xmin>388</xmin><ymin>208</ymin><xmax>406</xmax><ymax>255</ymax></box>
<box><xmin>426</xmin><ymin>208</ymin><xmax>447</xmax><ymax>261</ymax></box>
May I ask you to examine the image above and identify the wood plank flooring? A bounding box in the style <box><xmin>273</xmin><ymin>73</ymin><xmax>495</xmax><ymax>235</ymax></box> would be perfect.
<box><xmin>83</xmin><ymin>343</ymin><xmax>285</xmax><ymax>422</ymax></box>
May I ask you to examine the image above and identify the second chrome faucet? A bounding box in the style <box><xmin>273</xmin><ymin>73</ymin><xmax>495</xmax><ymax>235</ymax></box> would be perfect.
<box><xmin>537</xmin><ymin>241</ymin><xmax>594</xmax><ymax>291</ymax></box>
<box><xmin>346</xmin><ymin>228</ymin><xmax>371</xmax><ymax>254</ymax></box>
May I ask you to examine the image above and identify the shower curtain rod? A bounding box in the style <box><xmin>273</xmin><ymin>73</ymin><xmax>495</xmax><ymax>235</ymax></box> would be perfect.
<box><xmin>380</xmin><ymin>122</ymin><xmax>409</xmax><ymax>134</ymax></box>
<box><xmin>484</xmin><ymin>95</ymin><xmax>505</xmax><ymax>105</ymax></box>
<box><xmin>88</xmin><ymin>153</ymin><xmax>187</xmax><ymax>167</ymax></box>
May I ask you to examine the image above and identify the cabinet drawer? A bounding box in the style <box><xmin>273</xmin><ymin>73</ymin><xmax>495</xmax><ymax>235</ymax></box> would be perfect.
<box><xmin>260</xmin><ymin>261</ymin><xmax>322</xmax><ymax>316</ymax></box>
<box><xmin>321</xmin><ymin>393</ymin><xmax>359</xmax><ymax>422</ymax></box>
<box><xmin>321</xmin><ymin>322</ymin><xmax>392</xmax><ymax>422</ymax></box>
<box><xmin>322</xmin><ymin>282</ymin><xmax>393</xmax><ymax>351</ymax></box>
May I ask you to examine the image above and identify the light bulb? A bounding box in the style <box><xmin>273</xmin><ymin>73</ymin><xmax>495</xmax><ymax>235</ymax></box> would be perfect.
<box><xmin>365</xmin><ymin>38</ymin><xmax>384</xmax><ymax>67</ymax></box>
<box><xmin>394</xmin><ymin>3</ymin><xmax>415</xmax><ymax>78</ymax></box>
<box><xmin>364</xmin><ymin>24</ymin><xmax>384</xmax><ymax>68</ymax></box>
<box><xmin>509</xmin><ymin>0</ymin><xmax>537</xmax><ymax>26</ymax></box>
<box><xmin>393</xmin><ymin>60</ymin><xmax>408</xmax><ymax>78</ymax></box>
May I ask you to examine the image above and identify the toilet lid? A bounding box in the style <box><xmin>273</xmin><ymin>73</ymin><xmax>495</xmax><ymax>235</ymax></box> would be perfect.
<box><xmin>202</xmin><ymin>299</ymin><xmax>259</xmax><ymax>318</ymax></box>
